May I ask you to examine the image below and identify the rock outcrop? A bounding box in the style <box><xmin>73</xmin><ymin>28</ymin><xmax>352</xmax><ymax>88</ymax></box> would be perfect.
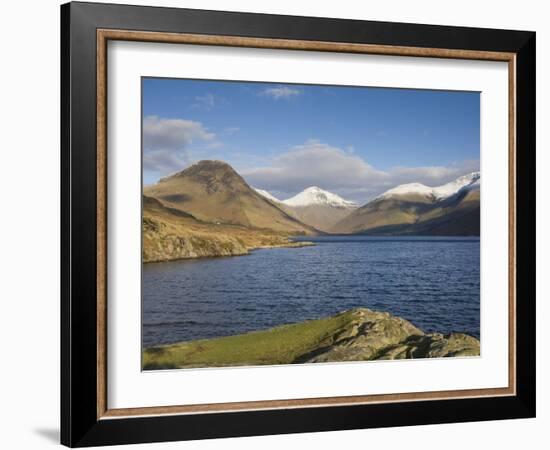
<box><xmin>297</xmin><ymin>309</ymin><xmax>480</xmax><ymax>363</ymax></box>
<box><xmin>143</xmin><ymin>308</ymin><xmax>480</xmax><ymax>369</ymax></box>
<box><xmin>143</xmin><ymin>215</ymin><xmax>249</xmax><ymax>261</ymax></box>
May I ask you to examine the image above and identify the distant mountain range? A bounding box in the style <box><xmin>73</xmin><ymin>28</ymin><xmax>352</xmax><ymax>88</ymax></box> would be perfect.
<box><xmin>144</xmin><ymin>160</ymin><xmax>480</xmax><ymax>237</ymax></box>
<box><xmin>254</xmin><ymin>186</ymin><xmax>358</xmax><ymax>232</ymax></box>
<box><xmin>331</xmin><ymin>172</ymin><xmax>480</xmax><ymax>235</ymax></box>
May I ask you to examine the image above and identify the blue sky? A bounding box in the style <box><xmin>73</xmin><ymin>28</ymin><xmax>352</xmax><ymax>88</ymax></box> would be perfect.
<box><xmin>142</xmin><ymin>77</ymin><xmax>479</xmax><ymax>203</ymax></box>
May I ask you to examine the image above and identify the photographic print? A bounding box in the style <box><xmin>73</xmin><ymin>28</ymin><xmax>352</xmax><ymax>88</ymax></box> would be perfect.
<box><xmin>141</xmin><ymin>78</ymin><xmax>481</xmax><ymax>370</ymax></box>
<box><xmin>62</xmin><ymin>7</ymin><xmax>535</xmax><ymax>444</ymax></box>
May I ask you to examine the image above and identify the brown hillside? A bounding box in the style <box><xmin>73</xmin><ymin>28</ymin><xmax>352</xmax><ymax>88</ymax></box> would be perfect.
<box><xmin>142</xmin><ymin>196</ymin><xmax>314</xmax><ymax>263</ymax></box>
<box><xmin>331</xmin><ymin>188</ymin><xmax>480</xmax><ymax>236</ymax></box>
<box><xmin>144</xmin><ymin>160</ymin><xmax>318</xmax><ymax>235</ymax></box>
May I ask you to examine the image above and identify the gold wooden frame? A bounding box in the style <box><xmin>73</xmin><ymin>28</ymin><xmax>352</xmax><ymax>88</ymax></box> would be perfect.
<box><xmin>96</xmin><ymin>29</ymin><xmax>516</xmax><ymax>420</ymax></box>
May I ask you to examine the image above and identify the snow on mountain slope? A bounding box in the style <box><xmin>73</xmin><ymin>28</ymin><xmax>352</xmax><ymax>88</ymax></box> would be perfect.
<box><xmin>464</xmin><ymin>177</ymin><xmax>480</xmax><ymax>191</ymax></box>
<box><xmin>253</xmin><ymin>188</ymin><xmax>281</xmax><ymax>203</ymax></box>
<box><xmin>282</xmin><ymin>186</ymin><xmax>358</xmax><ymax>208</ymax></box>
<box><xmin>378</xmin><ymin>172</ymin><xmax>480</xmax><ymax>201</ymax></box>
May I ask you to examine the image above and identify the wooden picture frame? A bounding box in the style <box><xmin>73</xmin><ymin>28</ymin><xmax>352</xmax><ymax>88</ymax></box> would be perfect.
<box><xmin>61</xmin><ymin>1</ymin><xmax>535</xmax><ymax>447</ymax></box>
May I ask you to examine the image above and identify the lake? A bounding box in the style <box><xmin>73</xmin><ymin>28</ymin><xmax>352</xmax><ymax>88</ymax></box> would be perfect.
<box><xmin>142</xmin><ymin>235</ymin><xmax>480</xmax><ymax>348</ymax></box>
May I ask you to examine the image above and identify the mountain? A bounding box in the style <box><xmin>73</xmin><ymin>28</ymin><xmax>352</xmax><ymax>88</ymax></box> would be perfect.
<box><xmin>332</xmin><ymin>172</ymin><xmax>480</xmax><ymax>235</ymax></box>
<box><xmin>253</xmin><ymin>188</ymin><xmax>281</xmax><ymax>204</ymax></box>
<box><xmin>377</xmin><ymin>172</ymin><xmax>480</xmax><ymax>202</ymax></box>
<box><xmin>143</xmin><ymin>195</ymin><xmax>314</xmax><ymax>262</ymax></box>
<box><xmin>257</xmin><ymin>186</ymin><xmax>359</xmax><ymax>233</ymax></box>
<box><xmin>282</xmin><ymin>186</ymin><xmax>358</xmax><ymax>208</ymax></box>
<box><xmin>144</xmin><ymin>160</ymin><xmax>318</xmax><ymax>235</ymax></box>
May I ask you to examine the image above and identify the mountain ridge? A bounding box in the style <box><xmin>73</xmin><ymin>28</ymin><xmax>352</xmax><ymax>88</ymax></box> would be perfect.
<box><xmin>145</xmin><ymin>161</ymin><xmax>479</xmax><ymax>237</ymax></box>
<box><xmin>332</xmin><ymin>172</ymin><xmax>480</xmax><ymax>236</ymax></box>
<box><xmin>377</xmin><ymin>171</ymin><xmax>480</xmax><ymax>202</ymax></box>
<box><xmin>144</xmin><ymin>160</ymin><xmax>319</xmax><ymax>235</ymax></box>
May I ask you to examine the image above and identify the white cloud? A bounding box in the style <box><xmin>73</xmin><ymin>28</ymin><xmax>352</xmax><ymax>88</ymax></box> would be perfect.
<box><xmin>241</xmin><ymin>140</ymin><xmax>387</xmax><ymax>196</ymax></box>
<box><xmin>390</xmin><ymin>165</ymin><xmax>468</xmax><ymax>184</ymax></box>
<box><xmin>192</xmin><ymin>93</ymin><xmax>216</xmax><ymax>110</ymax></box>
<box><xmin>260</xmin><ymin>87</ymin><xmax>302</xmax><ymax>100</ymax></box>
<box><xmin>143</xmin><ymin>115</ymin><xmax>217</xmax><ymax>173</ymax></box>
<box><xmin>224</xmin><ymin>127</ymin><xmax>240</xmax><ymax>135</ymax></box>
<box><xmin>144</xmin><ymin>115</ymin><xmax>215</xmax><ymax>149</ymax></box>
<box><xmin>241</xmin><ymin>140</ymin><xmax>479</xmax><ymax>203</ymax></box>
<box><xmin>143</xmin><ymin>150</ymin><xmax>190</xmax><ymax>176</ymax></box>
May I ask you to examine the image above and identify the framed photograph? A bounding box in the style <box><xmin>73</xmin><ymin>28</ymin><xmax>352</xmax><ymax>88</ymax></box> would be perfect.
<box><xmin>61</xmin><ymin>2</ymin><xmax>536</xmax><ymax>447</ymax></box>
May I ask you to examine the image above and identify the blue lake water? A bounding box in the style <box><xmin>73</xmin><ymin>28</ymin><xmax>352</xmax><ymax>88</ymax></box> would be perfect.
<box><xmin>142</xmin><ymin>236</ymin><xmax>480</xmax><ymax>348</ymax></box>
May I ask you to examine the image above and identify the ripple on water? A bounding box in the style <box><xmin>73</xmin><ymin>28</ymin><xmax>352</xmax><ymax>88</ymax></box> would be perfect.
<box><xmin>142</xmin><ymin>236</ymin><xmax>480</xmax><ymax>346</ymax></box>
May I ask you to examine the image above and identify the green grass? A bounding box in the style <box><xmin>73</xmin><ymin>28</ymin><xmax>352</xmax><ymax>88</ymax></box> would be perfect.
<box><xmin>142</xmin><ymin>310</ymin><xmax>356</xmax><ymax>369</ymax></box>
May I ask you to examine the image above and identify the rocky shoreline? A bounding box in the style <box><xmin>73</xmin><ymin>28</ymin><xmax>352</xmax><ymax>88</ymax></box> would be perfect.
<box><xmin>143</xmin><ymin>308</ymin><xmax>480</xmax><ymax>370</ymax></box>
<box><xmin>142</xmin><ymin>196</ymin><xmax>315</xmax><ymax>263</ymax></box>
<box><xmin>143</xmin><ymin>223</ymin><xmax>315</xmax><ymax>263</ymax></box>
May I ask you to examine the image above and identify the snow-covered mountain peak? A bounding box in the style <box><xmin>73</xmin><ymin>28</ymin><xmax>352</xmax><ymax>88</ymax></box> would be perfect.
<box><xmin>380</xmin><ymin>182</ymin><xmax>434</xmax><ymax>198</ymax></box>
<box><xmin>378</xmin><ymin>171</ymin><xmax>480</xmax><ymax>201</ymax></box>
<box><xmin>253</xmin><ymin>188</ymin><xmax>281</xmax><ymax>203</ymax></box>
<box><xmin>432</xmin><ymin>172</ymin><xmax>480</xmax><ymax>198</ymax></box>
<box><xmin>282</xmin><ymin>186</ymin><xmax>358</xmax><ymax>208</ymax></box>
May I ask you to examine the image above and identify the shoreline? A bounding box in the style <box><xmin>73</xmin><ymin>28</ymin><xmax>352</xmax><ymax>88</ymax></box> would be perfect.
<box><xmin>143</xmin><ymin>233</ymin><xmax>479</xmax><ymax>264</ymax></box>
<box><xmin>143</xmin><ymin>308</ymin><xmax>480</xmax><ymax>370</ymax></box>
<box><xmin>143</xmin><ymin>238</ymin><xmax>315</xmax><ymax>264</ymax></box>
<box><xmin>251</xmin><ymin>240</ymin><xmax>315</xmax><ymax>250</ymax></box>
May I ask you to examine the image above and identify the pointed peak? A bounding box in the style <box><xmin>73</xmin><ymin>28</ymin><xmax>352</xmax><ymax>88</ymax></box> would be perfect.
<box><xmin>282</xmin><ymin>187</ymin><xmax>358</xmax><ymax>208</ymax></box>
<box><xmin>183</xmin><ymin>159</ymin><xmax>236</xmax><ymax>175</ymax></box>
<box><xmin>193</xmin><ymin>159</ymin><xmax>232</xmax><ymax>168</ymax></box>
<box><xmin>158</xmin><ymin>160</ymin><xmax>238</xmax><ymax>183</ymax></box>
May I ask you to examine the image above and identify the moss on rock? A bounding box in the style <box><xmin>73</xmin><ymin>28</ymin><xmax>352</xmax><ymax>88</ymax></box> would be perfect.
<box><xmin>143</xmin><ymin>308</ymin><xmax>480</xmax><ymax>369</ymax></box>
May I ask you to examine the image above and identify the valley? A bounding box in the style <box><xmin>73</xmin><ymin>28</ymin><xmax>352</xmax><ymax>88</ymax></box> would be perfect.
<box><xmin>142</xmin><ymin>160</ymin><xmax>480</xmax><ymax>264</ymax></box>
<box><xmin>139</xmin><ymin>79</ymin><xmax>482</xmax><ymax>368</ymax></box>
